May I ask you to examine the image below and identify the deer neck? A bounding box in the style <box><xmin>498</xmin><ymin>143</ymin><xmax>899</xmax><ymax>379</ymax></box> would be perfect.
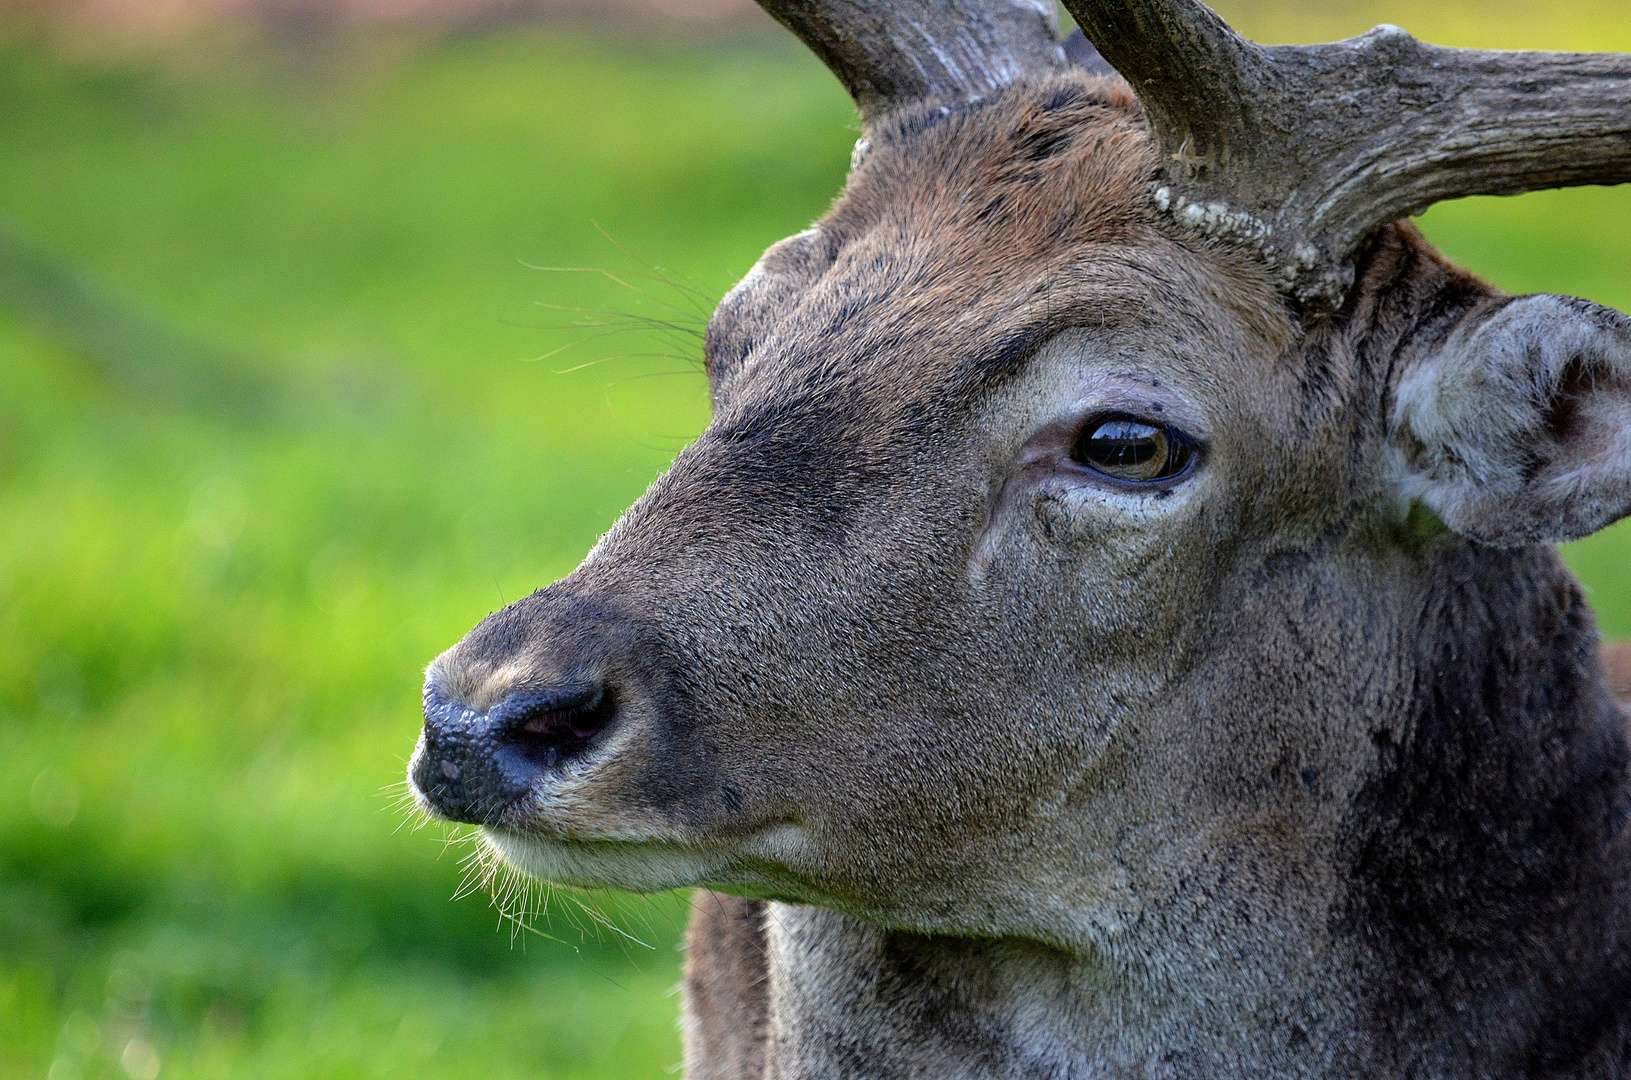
<box><xmin>762</xmin><ymin>902</ymin><xmax>1351</xmax><ymax>1078</ymax></box>
<box><xmin>1333</xmin><ymin>539</ymin><xmax>1631</xmax><ymax>1074</ymax></box>
<box><xmin>760</xmin><ymin>543</ymin><xmax>1631</xmax><ymax>1079</ymax></box>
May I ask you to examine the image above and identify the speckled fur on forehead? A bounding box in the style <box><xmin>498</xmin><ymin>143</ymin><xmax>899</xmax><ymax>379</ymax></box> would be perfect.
<box><xmin>705</xmin><ymin>72</ymin><xmax>1289</xmax><ymax>432</ymax></box>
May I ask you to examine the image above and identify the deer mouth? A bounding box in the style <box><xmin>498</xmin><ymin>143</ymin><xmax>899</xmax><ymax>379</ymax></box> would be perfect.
<box><xmin>479</xmin><ymin>825</ymin><xmax>738</xmax><ymax>893</ymax></box>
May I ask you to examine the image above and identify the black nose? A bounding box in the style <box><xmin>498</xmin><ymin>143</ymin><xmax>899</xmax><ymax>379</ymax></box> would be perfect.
<box><xmin>412</xmin><ymin>677</ymin><xmax>616</xmax><ymax>824</ymax></box>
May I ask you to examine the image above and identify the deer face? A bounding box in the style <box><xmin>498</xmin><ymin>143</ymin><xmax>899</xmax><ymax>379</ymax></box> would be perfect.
<box><xmin>410</xmin><ymin>1</ymin><xmax>1631</xmax><ymax>951</ymax></box>
<box><xmin>411</xmin><ymin>79</ymin><xmax>1347</xmax><ymax>937</ymax></box>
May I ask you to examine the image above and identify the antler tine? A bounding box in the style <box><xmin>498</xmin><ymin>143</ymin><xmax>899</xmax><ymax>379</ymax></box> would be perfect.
<box><xmin>1061</xmin><ymin>0</ymin><xmax>1631</xmax><ymax>312</ymax></box>
<box><xmin>1058</xmin><ymin>0</ymin><xmax>1264</xmax><ymax>170</ymax></box>
<box><xmin>754</xmin><ymin>0</ymin><xmax>1068</xmax><ymax>121</ymax></box>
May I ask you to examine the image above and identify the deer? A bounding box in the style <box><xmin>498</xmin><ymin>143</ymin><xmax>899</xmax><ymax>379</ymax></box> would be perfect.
<box><xmin>408</xmin><ymin>0</ymin><xmax>1631</xmax><ymax>1075</ymax></box>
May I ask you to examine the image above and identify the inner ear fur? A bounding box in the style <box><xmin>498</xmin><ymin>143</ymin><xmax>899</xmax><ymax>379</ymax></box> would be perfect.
<box><xmin>1389</xmin><ymin>293</ymin><xmax>1631</xmax><ymax>546</ymax></box>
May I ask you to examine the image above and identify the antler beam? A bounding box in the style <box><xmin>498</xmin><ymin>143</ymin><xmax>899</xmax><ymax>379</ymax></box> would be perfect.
<box><xmin>754</xmin><ymin>0</ymin><xmax>1067</xmax><ymax>120</ymax></box>
<box><xmin>1061</xmin><ymin>0</ymin><xmax>1631</xmax><ymax>311</ymax></box>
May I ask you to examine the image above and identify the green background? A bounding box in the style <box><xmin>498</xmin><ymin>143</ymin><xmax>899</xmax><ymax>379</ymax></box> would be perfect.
<box><xmin>1</xmin><ymin>2</ymin><xmax>1628</xmax><ymax>1076</ymax></box>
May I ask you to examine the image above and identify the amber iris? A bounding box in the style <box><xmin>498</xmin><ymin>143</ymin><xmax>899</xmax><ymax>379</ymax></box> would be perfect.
<box><xmin>1073</xmin><ymin>416</ymin><xmax>1194</xmax><ymax>483</ymax></box>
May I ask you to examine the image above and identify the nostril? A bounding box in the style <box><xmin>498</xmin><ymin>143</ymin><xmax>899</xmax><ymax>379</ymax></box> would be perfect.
<box><xmin>490</xmin><ymin>680</ymin><xmax>616</xmax><ymax>769</ymax></box>
<box><xmin>523</xmin><ymin>711</ymin><xmax>603</xmax><ymax>739</ymax></box>
<box><xmin>414</xmin><ymin>675</ymin><xmax>617</xmax><ymax>824</ymax></box>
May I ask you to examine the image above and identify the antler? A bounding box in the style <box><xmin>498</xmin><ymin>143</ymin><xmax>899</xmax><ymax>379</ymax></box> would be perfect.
<box><xmin>1059</xmin><ymin>0</ymin><xmax>1631</xmax><ymax>311</ymax></box>
<box><xmin>753</xmin><ymin>0</ymin><xmax>1067</xmax><ymax>120</ymax></box>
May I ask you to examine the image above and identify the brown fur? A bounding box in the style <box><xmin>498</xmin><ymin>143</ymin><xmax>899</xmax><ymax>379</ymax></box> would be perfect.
<box><xmin>1606</xmin><ymin>642</ymin><xmax>1631</xmax><ymax>705</ymax></box>
<box><xmin>683</xmin><ymin>893</ymin><xmax>770</xmax><ymax>1080</ymax></box>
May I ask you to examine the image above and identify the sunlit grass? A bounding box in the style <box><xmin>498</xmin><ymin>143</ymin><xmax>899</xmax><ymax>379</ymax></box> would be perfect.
<box><xmin>0</xmin><ymin>24</ymin><xmax>849</xmax><ymax>1078</ymax></box>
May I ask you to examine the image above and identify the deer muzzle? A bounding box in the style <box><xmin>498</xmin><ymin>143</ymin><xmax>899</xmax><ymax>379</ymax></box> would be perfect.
<box><xmin>412</xmin><ymin>674</ymin><xmax>614</xmax><ymax>825</ymax></box>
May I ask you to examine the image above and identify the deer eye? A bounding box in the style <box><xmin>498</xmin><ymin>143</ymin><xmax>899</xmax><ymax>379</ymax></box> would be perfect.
<box><xmin>1072</xmin><ymin>415</ymin><xmax>1196</xmax><ymax>484</ymax></box>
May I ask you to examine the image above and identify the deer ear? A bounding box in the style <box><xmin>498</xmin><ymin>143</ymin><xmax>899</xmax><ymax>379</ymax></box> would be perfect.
<box><xmin>1389</xmin><ymin>294</ymin><xmax>1631</xmax><ymax>546</ymax></box>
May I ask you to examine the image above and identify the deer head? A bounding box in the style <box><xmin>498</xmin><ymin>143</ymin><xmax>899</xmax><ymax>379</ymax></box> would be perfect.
<box><xmin>410</xmin><ymin>2</ymin><xmax>1631</xmax><ymax>1072</ymax></box>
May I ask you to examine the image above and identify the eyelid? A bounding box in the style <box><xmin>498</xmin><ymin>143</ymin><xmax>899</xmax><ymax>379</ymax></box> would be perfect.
<box><xmin>1074</xmin><ymin>389</ymin><xmax>1204</xmax><ymax>434</ymax></box>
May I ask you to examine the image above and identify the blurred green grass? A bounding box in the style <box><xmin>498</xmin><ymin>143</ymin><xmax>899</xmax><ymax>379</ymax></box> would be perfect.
<box><xmin>0</xmin><ymin>5</ymin><xmax>1628</xmax><ymax>1078</ymax></box>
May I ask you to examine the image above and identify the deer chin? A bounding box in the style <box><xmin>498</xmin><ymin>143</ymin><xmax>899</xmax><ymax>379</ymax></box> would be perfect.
<box><xmin>481</xmin><ymin>805</ymin><xmax>844</xmax><ymax>902</ymax></box>
<box><xmin>480</xmin><ymin>826</ymin><xmax>732</xmax><ymax>893</ymax></box>
<box><xmin>473</xmin><ymin>776</ymin><xmax>802</xmax><ymax>895</ymax></box>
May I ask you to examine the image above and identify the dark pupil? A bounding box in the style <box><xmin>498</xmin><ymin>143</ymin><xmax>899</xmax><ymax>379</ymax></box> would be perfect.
<box><xmin>1079</xmin><ymin>419</ymin><xmax>1174</xmax><ymax>481</ymax></box>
